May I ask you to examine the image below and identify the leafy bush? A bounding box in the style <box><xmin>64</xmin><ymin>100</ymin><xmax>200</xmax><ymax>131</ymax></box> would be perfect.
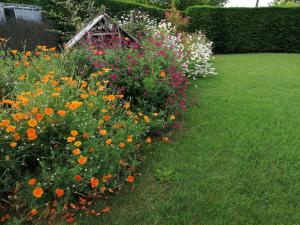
<box><xmin>90</xmin><ymin>35</ymin><xmax>188</xmax><ymax>113</ymax></box>
<box><xmin>186</xmin><ymin>6</ymin><xmax>300</xmax><ymax>53</ymax></box>
<box><xmin>0</xmin><ymin>47</ymin><xmax>175</xmax><ymax>223</ymax></box>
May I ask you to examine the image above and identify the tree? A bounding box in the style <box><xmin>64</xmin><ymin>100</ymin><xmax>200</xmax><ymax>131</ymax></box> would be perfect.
<box><xmin>256</xmin><ymin>0</ymin><xmax>259</xmax><ymax>7</ymax></box>
<box><xmin>209</xmin><ymin>0</ymin><xmax>229</xmax><ymax>6</ymax></box>
<box><xmin>270</xmin><ymin>0</ymin><xmax>299</xmax><ymax>6</ymax></box>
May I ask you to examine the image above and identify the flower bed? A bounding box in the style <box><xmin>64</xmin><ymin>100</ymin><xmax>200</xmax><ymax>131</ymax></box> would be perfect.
<box><xmin>0</xmin><ymin>44</ymin><xmax>180</xmax><ymax>223</ymax></box>
<box><xmin>0</xmin><ymin>9</ymin><xmax>215</xmax><ymax>223</ymax></box>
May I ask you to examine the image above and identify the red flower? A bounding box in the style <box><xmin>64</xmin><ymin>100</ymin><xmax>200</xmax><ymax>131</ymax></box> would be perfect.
<box><xmin>75</xmin><ymin>175</ymin><xmax>82</xmax><ymax>182</ymax></box>
<box><xmin>127</xmin><ymin>175</ymin><xmax>135</xmax><ymax>183</ymax></box>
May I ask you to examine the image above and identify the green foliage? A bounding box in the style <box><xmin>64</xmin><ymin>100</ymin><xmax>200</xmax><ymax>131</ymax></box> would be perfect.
<box><xmin>0</xmin><ymin>46</ymin><xmax>178</xmax><ymax>222</ymax></box>
<box><xmin>271</xmin><ymin>0</ymin><xmax>299</xmax><ymax>7</ymax></box>
<box><xmin>101</xmin><ymin>0</ymin><xmax>165</xmax><ymax>19</ymax></box>
<box><xmin>186</xmin><ymin>6</ymin><xmax>300</xmax><ymax>53</ymax></box>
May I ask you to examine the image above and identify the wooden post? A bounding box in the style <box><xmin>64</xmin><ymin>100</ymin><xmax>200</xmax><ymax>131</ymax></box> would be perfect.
<box><xmin>130</xmin><ymin>10</ymin><xmax>136</xmax><ymax>23</ymax></box>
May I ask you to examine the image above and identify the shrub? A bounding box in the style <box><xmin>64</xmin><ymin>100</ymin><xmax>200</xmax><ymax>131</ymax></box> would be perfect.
<box><xmin>101</xmin><ymin>0</ymin><xmax>165</xmax><ymax>19</ymax></box>
<box><xmin>186</xmin><ymin>6</ymin><xmax>300</xmax><ymax>53</ymax></box>
<box><xmin>90</xmin><ymin>35</ymin><xmax>188</xmax><ymax>114</ymax></box>
<box><xmin>0</xmin><ymin>47</ymin><xmax>175</xmax><ymax>223</ymax></box>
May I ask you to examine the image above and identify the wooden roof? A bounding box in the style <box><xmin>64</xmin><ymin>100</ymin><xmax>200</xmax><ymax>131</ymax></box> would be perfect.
<box><xmin>64</xmin><ymin>14</ymin><xmax>138</xmax><ymax>49</ymax></box>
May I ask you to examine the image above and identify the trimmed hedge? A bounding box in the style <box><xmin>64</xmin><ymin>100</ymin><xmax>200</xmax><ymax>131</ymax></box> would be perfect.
<box><xmin>186</xmin><ymin>6</ymin><xmax>300</xmax><ymax>53</ymax></box>
<box><xmin>101</xmin><ymin>0</ymin><xmax>165</xmax><ymax>19</ymax></box>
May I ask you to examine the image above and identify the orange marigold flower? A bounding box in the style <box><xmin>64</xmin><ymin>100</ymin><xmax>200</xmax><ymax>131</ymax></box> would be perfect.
<box><xmin>57</xmin><ymin>110</ymin><xmax>66</xmax><ymax>116</ymax></box>
<box><xmin>127</xmin><ymin>135</ymin><xmax>133</xmax><ymax>143</ymax></box>
<box><xmin>82</xmin><ymin>132</ymin><xmax>89</xmax><ymax>139</ymax></box>
<box><xmin>81</xmin><ymin>81</ymin><xmax>87</xmax><ymax>87</ymax></box>
<box><xmin>28</xmin><ymin>119</ymin><xmax>38</xmax><ymax>127</ymax></box>
<box><xmin>80</xmin><ymin>93</ymin><xmax>89</xmax><ymax>99</ymax></box>
<box><xmin>127</xmin><ymin>175</ymin><xmax>135</xmax><ymax>183</ymax></box>
<box><xmin>31</xmin><ymin>107</ymin><xmax>39</xmax><ymax>114</ymax></box>
<box><xmin>123</xmin><ymin>102</ymin><xmax>130</xmax><ymax>110</ymax></box>
<box><xmin>33</xmin><ymin>187</ymin><xmax>43</xmax><ymax>198</ymax></box>
<box><xmin>75</xmin><ymin>175</ymin><xmax>82</xmax><ymax>182</ymax></box>
<box><xmin>71</xmin><ymin>130</ymin><xmax>78</xmax><ymax>137</ymax></box>
<box><xmin>12</xmin><ymin>113</ymin><xmax>23</xmax><ymax>121</ymax></box>
<box><xmin>25</xmin><ymin>51</ymin><xmax>32</xmax><ymax>57</ymax></box>
<box><xmin>90</xmin><ymin>177</ymin><xmax>99</xmax><ymax>188</ymax></box>
<box><xmin>55</xmin><ymin>188</ymin><xmax>64</xmax><ymax>198</ymax></box>
<box><xmin>146</xmin><ymin>137</ymin><xmax>152</xmax><ymax>143</ymax></box>
<box><xmin>105</xmin><ymin>139</ymin><xmax>112</xmax><ymax>145</ymax></box>
<box><xmin>119</xmin><ymin>143</ymin><xmax>125</xmax><ymax>148</ymax></box>
<box><xmin>160</xmin><ymin>70</ymin><xmax>166</xmax><ymax>78</ymax></box>
<box><xmin>11</xmin><ymin>50</ymin><xmax>17</xmax><ymax>55</ymax></box>
<box><xmin>99</xmin><ymin>129</ymin><xmax>107</xmax><ymax>136</ymax></box>
<box><xmin>31</xmin><ymin>209</ymin><xmax>38</xmax><ymax>216</ymax></box>
<box><xmin>13</xmin><ymin>133</ymin><xmax>21</xmax><ymax>141</ymax></box>
<box><xmin>36</xmin><ymin>113</ymin><xmax>43</xmax><ymax>122</ymax></box>
<box><xmin>9</xmin><ymin>142</ymin><xmax>17</xmax><ymax>148</ymax></box>
<box><xmin>78</xmin><ymin>155</ymin><xmax>87</xmax><ymax>165</ymax></box>
<box><xmin>103</xmin><ymin>115</ymin><xmax>110</xmax><ymax>121</ymax></box>
<box><xmin>44</xmin><ymin>107</ymin><xmax>53</xmax><ymax>115</ymax></box>
<box><xmin>74</xmin><ymin>141</ymin><xmax>81</xmax><ymax>147</ymax></box>
<box><xmin>24</xmin><ymin>61</ymin><xmax>30</xmax><ymax>67</ymax></box>
<box><xmin>28</xmin><ymin>178</ymin><xmax>36</xmax><ymax>186</ymax></box>
<box><xmin>100</xmin><ymin>186</ymin><xmax>106</xmax><ymax>193</ymax></box>
<box><xmin>0</xmin><ymin>119</ymin><xmax>10</xmax><ymax>127</ymax></box>
<box><xmin>143</xmin><ymin>115</ymin><xmax>150</xmax><ymax>123</ymax></box>
<box><xmin>6</xmin><ymin>126</ymin><xmax>16</xmax><ymax>133</ymax></box>
<box><xmin>67</xmin><ymin>137</ymin><xmax>75</xmax><ymax>142</ymax></box>
<box><xmin>102</xmin><ymin>207</ymin><xmax>110</xmax><ymax>213</ymax></box>
<box><xmin>107</xmin><ymin>95</ymin><xmax>116</xmax><ymax>101</ymax></box>
<box><xmin>67</xmin><ymin>101</ymin><xmax>82</xmax><ymax>110</ymax></box>
<box><xmin>72</xmin><ymin>148</ymin><xmax>81</xmax><ymax>155</ymax></box>
<box><xmin>44</xmin><ymin>55</ymin><xmax>51</xmax><ymax>60</ymax></box>
<box><xmin>27</xmin><ymin>128</ymin><xmax>37</xmax><ymax>141</ymax></box>
<box><xmin>50</xmin><ymin>47</ymin><xmax>56</xmax><ymax>52</ymax></box>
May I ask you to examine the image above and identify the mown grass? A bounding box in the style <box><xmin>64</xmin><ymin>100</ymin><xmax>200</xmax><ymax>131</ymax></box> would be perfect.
<box><xmin>73</xmin><ymin>54</ymin><xmax>300</xmax><ymax>225</ymax></box>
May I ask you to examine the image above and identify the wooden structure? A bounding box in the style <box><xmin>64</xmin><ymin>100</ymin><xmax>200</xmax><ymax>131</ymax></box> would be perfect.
<box><xmin>65</xmin><ymin>14</ymin><xmax>139</xmax><ymax>49</ymax></box>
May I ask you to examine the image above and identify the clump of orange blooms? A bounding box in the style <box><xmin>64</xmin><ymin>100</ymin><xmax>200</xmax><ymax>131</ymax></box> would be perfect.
<box><xmin>0</xmin><ymin>46</ymin><xmax>176</xmax><ymax>224</ymax></box>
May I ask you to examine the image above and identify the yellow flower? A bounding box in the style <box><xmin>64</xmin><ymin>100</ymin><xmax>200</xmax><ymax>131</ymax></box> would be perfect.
<box><xmin>124</xmin><ymin>102</ymin><xmax>130</xmax><ymax>110</ymax></box>
<box><xmin>170</xmin><ymin>115</ymin><xmax>176</xmax><ymax>120</ymax></box>
<box><xmin>143</xmin><ymin>115</ymin><xmax>150</xmax><ymax>123</ymax></box>
<box><xmin>11</xmin><ymin>50</ymin><xmax>17</xmax><ymax>55</ymax></box>
<box><xmin>74</xmin><ymin>141</ymin><xmax>82</xmax><ymax>147</ymax></box>
<box><xmin>103</xmin><ymin>68</ymin><xmax>111</xmax><ymax>73</ymax></box>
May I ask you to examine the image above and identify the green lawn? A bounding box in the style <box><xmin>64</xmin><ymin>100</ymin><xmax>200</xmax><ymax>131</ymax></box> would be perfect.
<box><xmin>77</xmin><ymin>54</ymin><xmax>300</xmax><ymax>225</ymax></box>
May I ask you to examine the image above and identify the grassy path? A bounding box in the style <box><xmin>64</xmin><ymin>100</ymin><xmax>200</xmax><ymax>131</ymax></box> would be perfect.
<box><xmin>80</xmin><ymin>54</ymin><xmax>300</xmax><ymax>225</ymax></box>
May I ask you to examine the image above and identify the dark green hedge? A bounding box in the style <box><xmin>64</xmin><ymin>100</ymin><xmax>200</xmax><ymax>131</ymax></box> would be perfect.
<box><xmin>101</xmin><ymin>0</ymin><xmax>165</xmax><ymax>19</ymax></box>
<box><xmin>186</xmin><ymin>6</ymin><xmax>300</xmax><ymax>53</ymax></box>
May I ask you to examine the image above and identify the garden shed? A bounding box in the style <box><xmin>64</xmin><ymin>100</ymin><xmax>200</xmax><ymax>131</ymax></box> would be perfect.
<box><xmin>0</xmin><ymin>3</ymin><xmax>43</xmax><ymax>24</ymax></box>
<box><xmin>65</xmin><ymin>14</ymin><xmax>139</xmax><ymax>49</ymax></box>
<box><xmin>0</xmin><ymin>2</ymin><xmax>58</xmax><ymax>50</ymax></box>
